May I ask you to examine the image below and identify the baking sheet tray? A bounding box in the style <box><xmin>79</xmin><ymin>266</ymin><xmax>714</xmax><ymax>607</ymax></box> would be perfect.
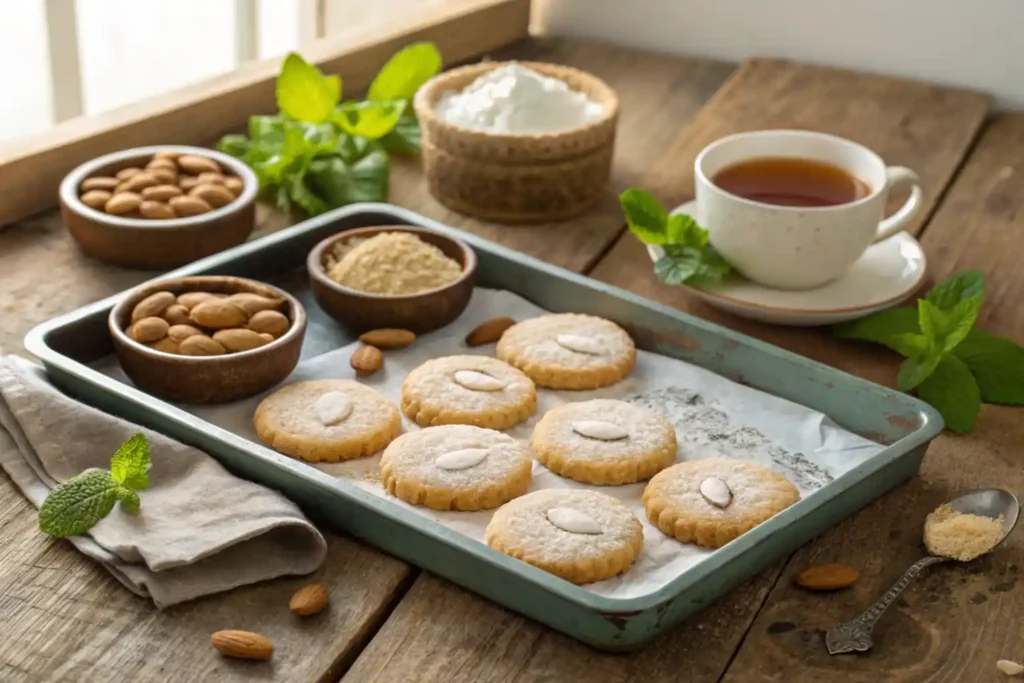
<box><xmin>25</xmin><ymin>203</ymin><xmax>944</xmax><ymax>649</ymax></box>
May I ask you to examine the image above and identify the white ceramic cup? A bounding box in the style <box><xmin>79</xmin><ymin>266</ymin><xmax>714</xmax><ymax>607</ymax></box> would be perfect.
<box><xmin>694</xmin><ymin>130</ymin><xmax>923</xmax><ymax>290</ymax></box>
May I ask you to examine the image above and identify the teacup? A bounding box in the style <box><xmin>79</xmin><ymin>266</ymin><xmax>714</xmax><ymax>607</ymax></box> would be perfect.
<box><xmin>694</xmin><ymin>130</ymin><xmax>923</xmax><ymax>290</ymax></box>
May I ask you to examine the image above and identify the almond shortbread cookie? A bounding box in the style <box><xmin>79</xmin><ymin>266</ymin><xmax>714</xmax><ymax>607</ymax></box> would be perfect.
<box><xmin>254</xmin><ymin>380</ymin><xmax>401</xmax><ymax>462</ymax></box>
<box><xmin>496</xmin><ymin>314</ymin><xmax>635</xmax><ymax>389</ymax></box>
<box><xmin>380</xmin><ymin>425</ymin><xmax>532</xmax><ymax>511</ymax></box>
<box><xmin>531</xmin><ymin>399</ymin><xmax>676</xmax><ymax>485</ymax></box>
<box><xmin>401</xmin><ymin>355</ymin><xmax>536</xmax><ymax>429</ymax></box>
<box><xmin>643</xmin><ymin>458</ymin><xmax>800</xmax><ymax>548</ymax></box>
<box><xmin>486</xmin><ymin>489</ymin><xmax>643</xmax><ymax>584</ymax></box>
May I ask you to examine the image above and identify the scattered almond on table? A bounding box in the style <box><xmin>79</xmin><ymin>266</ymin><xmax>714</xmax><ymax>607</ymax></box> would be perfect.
<box><xmin>351</xmin><ymin>345</ymin><xmax>384</xmax><ymax>376</ymax></box>
<box><xmin>210</xmin><ymin>630</ymin><xmax>274</xmax><ymax>660</ymax></box>
<box><xmin>359</xmin><ymin>328</ymin><xmax>416</xmax><ymax>349</ymax></box>
<box><xmin>79</xmin><ymin>150</ymin><xmax>245</xmax><ymax>220</ymax></box>
<box><xmin>289</xmin><ymin>583</ymin><xmax>330</xmax><ymax>616</ymax></box>
<box><xmin>126</xmin><ymin>289</ymin><xmax>290</xmax><ymax>356</ymax></box>
<box><xmin>465</xmin><ymin>317</ymin><xmax>516</xmax><ymax>346</ymax></box>
<box><xmin>795</xmin><ymin>563</ymin><xmax>860</xmax><ymax>590</ymax></box>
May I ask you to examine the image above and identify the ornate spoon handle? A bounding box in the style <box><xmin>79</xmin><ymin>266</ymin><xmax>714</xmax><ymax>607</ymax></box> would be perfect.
<box><xmin>826</xmin><ymin>555</ymin><xmax>949</xmax><ymax>655</ymax></box>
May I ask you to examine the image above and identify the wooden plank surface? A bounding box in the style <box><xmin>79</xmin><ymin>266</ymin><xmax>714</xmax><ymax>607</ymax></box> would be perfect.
<box><xmin>0</xmin><ymin>0</ymin><xmax>532</xmax><ymax>228</ymax></box>
<box><xmin>720</xmin><ymin>113</ymin><xmax>1024</xmax><ymax>682</ymax></box>
<box><xmin>342</xmin><ymin>59</ymin><xmax>991</xmax><ymax>683</ymax></box>
<box><xmin>0</xmin><ymin>36</ymin><xmax>731</xmax><ymax>683</ymax></box>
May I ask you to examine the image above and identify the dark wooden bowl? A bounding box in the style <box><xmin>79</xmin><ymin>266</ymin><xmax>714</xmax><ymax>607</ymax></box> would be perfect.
<box><xmin>60</xmin><ymin>145</ymin><xmax>258</xmax><ymax>270</ymax></box>
<box><xmin>307</xmin><ymin>226</ymin><xmax>477</xmax><ymax>334</ymax></box>
<box><xmin>109</xmin><ymin>275</ymin><xmax>306</xmax><ymax>404</ymax></box>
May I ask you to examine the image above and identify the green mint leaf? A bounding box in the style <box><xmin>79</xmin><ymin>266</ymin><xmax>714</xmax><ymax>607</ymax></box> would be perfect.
<box><xmin>348</xmin><ymin>148</ymin><xmax>390</xmax><ymax>203</ymax></box>
<box><xmin>276</xmin><ymin>53</ymin><xmax>341</xmax><ymax>123</ymax></box>
<box><xmin>380</xmin><ymin>115</ymin><xmax>421</xmax><ymax>155</ymax></box>
<box><xmin>917</xmin><ymin>355</ymin><xmax>980</xmax><ymax>434</ymax></box>
<box><xmin>889</xmin><ymin>333</ymin><xmax>930</xmax><ymax>356</ymax></box>
<box><xmin>333</xmin><ymin>100</ymin><xmax>405</xmax><ymax>140</ymax></box>
<box><xmin>919</xmin><ymin>298</ymin><xmax>980</xmax><ymax>354</ymax></box>
<box><xmin>926</xmin><ymin>270</ymin><xmax>984</xmax><ymax>311</ymax></box>
<box><xmin>217</xmin><ymin>134</ymin><xmax>251</xmax><ymax>158</ymax></box>
<box><xmin>654</xmin><ymin>249</ymin><xmax>700</xmax><ymax>285</ymax></box>
<box><xmin>286</xmin><ymin>172</ymin><xmax>332</xmax><ymax>217</ymax></box>
<box><xmin>691</xmin><ymin>248</ymin><xmax>732</xmax><ymax>285</ymax></box>
<box><xmin>834</xmin><ymin>307</ymin><xmax>920</xmax><ymax>355</ymax></box>
<box><xmin>368</xmin><ymin>41</ymin><xmax>442</xmax><ymax>102</ymax></box>
<box><xmin>109</xmin><ymin>433</ymin><xmax>151</xmax><ymax>491</ymax></box>
<box><xmin>897</xmin><ymin>351</ymin><xmax>944</xmax><ymax>391</ymax></box>
<box><xmin>114</xmin><ymin>487</ymin><xmax>141</xmax><ymax>516</ymax></box>
<box><xmin>621</xmin><ymin>189</ymin><xmax>669</xmax><ymax>245</ymax></box>
<box><xmin>307</xmin><ymin>156</ymin><xmax>351</xmax><ymax>207</ymax></box>
<box><xmin>954</xmin><ymin>329</ymin><xmax>1024</xmax><ymax>405</ymax></box>
<box><xmin>39</xmin><ymin>470</ymin><xmax>121</xmax><ymax>538</ymax></box>
<box><xmin>666</xmin><ymin>214</ymin><xmax>708</xmax><ymax>247</ymax></box>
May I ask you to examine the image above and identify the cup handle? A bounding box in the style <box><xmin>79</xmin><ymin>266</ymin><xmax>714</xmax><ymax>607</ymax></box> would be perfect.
<box><xmin>875</xmin><ymin>166</ymin><xmax>923</xmax><ymax>242</ymax></box>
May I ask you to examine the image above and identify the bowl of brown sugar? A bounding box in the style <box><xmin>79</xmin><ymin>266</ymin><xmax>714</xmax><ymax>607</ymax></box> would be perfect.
<box><xmin>307</xmin><ymin>226</ymin><xmax>477</xmax><ymax>333</ymax></box>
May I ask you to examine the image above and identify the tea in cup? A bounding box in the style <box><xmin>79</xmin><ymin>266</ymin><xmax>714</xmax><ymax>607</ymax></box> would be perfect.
<box><xmin>694</xmin><ymin>130</ymin><xmax>923</xmax><ymax>290</ymax></box>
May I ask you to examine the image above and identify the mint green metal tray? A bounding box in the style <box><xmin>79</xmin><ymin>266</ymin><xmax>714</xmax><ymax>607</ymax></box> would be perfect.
<box><xmin>25</xmin><ymin>203</ymin><xmax>943</xmax><ymax>651</ymax></box>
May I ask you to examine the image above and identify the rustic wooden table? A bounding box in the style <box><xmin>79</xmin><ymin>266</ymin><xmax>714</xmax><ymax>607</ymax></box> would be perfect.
<box><xmin>1</xmin><ymin>37</ymin><xmax>1020</xmax><ymax>683</ymax></box>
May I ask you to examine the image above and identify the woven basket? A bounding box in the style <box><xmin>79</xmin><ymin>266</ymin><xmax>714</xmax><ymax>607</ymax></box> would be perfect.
<box><xmin>414</xmin><ymin>60</ymin><xmax>619</xmax><ymax>224</ymax></box>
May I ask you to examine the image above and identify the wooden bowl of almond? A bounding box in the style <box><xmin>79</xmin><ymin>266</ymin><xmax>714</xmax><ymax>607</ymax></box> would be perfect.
<box><xmin>60</xmin><ymin>145</ymin><xmax>258</xmax><ymax>270</ymax></box>
<box><xmin>109</xmin><ymin>275</ymin><xmax>306</xmax><ymax>404</ymax></box>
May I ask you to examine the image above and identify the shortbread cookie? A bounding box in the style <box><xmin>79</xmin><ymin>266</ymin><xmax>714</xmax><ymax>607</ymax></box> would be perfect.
<box><xmin>643</xmin><ymin>458</ymin><xmax>800</xmax><ymax>548</ymax></box>
<box><xmin>531</xmin><ymin>399</ymin><xmax>677</xmax><ymax>485</ymax></box>
<box><xmin>401</xmin><ymin>355</ymin><xmax>536</xmax><ymax>429</ymax></box>
<box><xmin>380</xmin><ymin>425</ymin><xmax>532</xmax><ymax>511</ymax></box>
<box><xmin>496</xmin><ymin>314</ymin><xmax>636</xmax><ymax>389</ymax></box>
<box><xmin>254</xmin><ymin>379</ymin><xmax>401</xmax><ymax>462</ymax></box>
<box><xmin>486</xmin><ymin>489</ymin><xmax>643</xmax><ymax>584</ymax></box>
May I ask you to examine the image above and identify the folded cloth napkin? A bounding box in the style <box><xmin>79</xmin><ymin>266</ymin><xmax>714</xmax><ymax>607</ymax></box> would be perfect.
<box><xmin>0</xmin><ymin>355</ymin><xmax>327</xmax><ymax>608</ymax></box>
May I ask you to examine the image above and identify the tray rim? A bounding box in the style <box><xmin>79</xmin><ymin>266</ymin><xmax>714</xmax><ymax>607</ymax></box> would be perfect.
<box><xmin>24</xmin><ymin>202</ymin><xmax>945</xmax><ymax>615</ymax></box>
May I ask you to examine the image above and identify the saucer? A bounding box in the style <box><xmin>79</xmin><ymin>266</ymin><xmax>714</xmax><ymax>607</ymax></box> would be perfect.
<box><xmin>645</xmin><ymin>200</ymin><xmax>927</xmax><ymax>326</ymax></box>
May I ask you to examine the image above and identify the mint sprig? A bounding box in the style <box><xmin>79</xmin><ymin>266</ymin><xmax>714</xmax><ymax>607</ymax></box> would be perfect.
<box><xmin>217</xmin><ymin>42</ymin><xmax>441</xmax><ymax>217</ymax></box>
<box><xmin>39</xmin><ymin>433</ymin><xmax>152</xmax><ymax>538</ymax></box>
<box><xmin>835</xmin><ymin>270</ymin><xmax>1024</xmax><ymax>434</ymax></box>
<box><xmin>620</xmin><ymin>189</ymin><xmax>732</xmax><ymax>285</ymax></box>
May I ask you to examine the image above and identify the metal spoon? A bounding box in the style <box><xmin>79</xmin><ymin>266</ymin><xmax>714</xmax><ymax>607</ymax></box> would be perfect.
<box><xmin>826</xmin><ymin>488</ymin><xmax>1019</xmax><ymax>655</ymax></box>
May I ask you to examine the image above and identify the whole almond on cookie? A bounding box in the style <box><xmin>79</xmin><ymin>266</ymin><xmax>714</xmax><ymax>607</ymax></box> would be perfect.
<box><xmin>358</xmin><ymin>328</ymin><xmax>415</xmax><ymax>349</ymax></box>
<box><xmin>351</xmin><ymin>345</ymin><xmax>383</xmax><ymax>376</ymax></box>
<box><xmin>289</xmin><ymin>583</ymin><xmax>329</xmax><ymax>616</ymax></box>
<box><xmin>796</xmin><ymin>563</ymin><xmax>860</xmax><ymax>591</ymax></box>
<box><xmin>210</xmin><ymin>630</ymin><xmax>273</xmax><ymax>660</ymax></box>
<box><xmin>189</xmin><ymin>299</ymin><xmax>249</xmax><ymax>329</ymax></box>
<box><xmin>131</xmin><ymin>291</ymin><xmax>176</xmax><ymax>322</ymax></box>
<box><xmin>465</xmin><ymin>317</ymin><xmax>516</xmax><ymax>346</ymax></box>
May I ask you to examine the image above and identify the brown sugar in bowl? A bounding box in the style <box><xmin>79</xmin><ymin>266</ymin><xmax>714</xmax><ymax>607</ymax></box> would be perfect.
<box><xmin>109</xmin><ymin>276</ymin><xmax>305</xmax><ymax>404</ymax></box>
<box><xmin>307</xmin><ymin>225</ymin><xmax>477</xmax><ymax>334</ymax></box>
<box><xmin>61</xmin><ymin>145</ymin><xmax>258</xmax><ymax>270</ymax></box>
<box><xmin>413</xmin><ymin>60</ymin><xmax>619</xmax><ymax>224</ymax></box>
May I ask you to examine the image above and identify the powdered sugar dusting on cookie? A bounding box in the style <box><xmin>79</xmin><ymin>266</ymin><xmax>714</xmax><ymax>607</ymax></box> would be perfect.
<box><xmin>487</xmin><ymin>489</ymin><xmax>641</xmax><ymax>565</ymax></box>
<box><xmin>382</xmin><ymin>425</ymin><xmax>530</xmax><ymax>489</ymax></box>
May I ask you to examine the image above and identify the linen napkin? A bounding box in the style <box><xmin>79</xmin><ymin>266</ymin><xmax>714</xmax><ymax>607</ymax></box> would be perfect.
<box><xmin>0</xmin><ymin>355</ymin><xmax>327</xmax><ymax>608</ymax></box>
